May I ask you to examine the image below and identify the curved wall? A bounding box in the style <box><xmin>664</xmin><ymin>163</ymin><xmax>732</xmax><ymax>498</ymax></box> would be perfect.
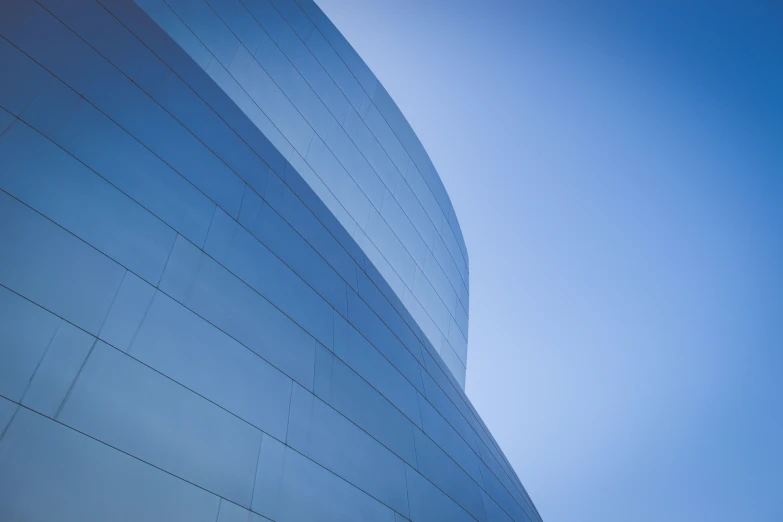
<box><xmin>0</xmin><ymin>1</ymin><xmax>540</xmax><ymax>522</ymax></box>
<box><xmin>133</xmin><ymin>0</ymin><xmax>470</xmax><ymax>386</ymax></box>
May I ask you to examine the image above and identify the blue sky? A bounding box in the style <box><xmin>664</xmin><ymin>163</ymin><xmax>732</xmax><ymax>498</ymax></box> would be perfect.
<box><xmin>315</xmin><ymin>1</ymin><xmax>783</xmax><ymax>521</ymax></box>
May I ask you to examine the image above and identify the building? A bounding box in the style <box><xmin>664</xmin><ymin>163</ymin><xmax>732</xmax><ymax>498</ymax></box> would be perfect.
<box><xmin>0</xmin><ymin>1</ymin><xmax>542</xmax><ymax>521</ymax></box>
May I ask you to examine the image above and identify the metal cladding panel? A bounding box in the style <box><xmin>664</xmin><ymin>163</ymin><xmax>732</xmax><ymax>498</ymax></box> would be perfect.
<box><xmin>132</xmin><ymin>0</ymin><xmax>470</xmax><ymax>386</ymax></box>
<box><xmin>0</xmin><ymin>1</ymin><xmax>541</xmax><ymax>522</ymax></box>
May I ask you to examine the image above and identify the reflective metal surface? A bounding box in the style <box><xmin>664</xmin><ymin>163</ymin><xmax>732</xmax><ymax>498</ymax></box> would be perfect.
<box><xmin>0</xmin><ymin>1</ymin><xmax>541</xmax><ymax>521</ymax></box>
<box><xmin>133</xmin><ymin>0</ymin><xmax>470</xmax><ymax>385</ymax></box>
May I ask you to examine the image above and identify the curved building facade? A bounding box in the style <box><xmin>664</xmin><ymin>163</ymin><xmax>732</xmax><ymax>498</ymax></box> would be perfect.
<box><xmin>132</xmin><ymin>0</ymin><xmax>471</xmax><ymax>386</ymax></box>
<box><xmin>0</xmin><ymin>1</ymin><xmax>541</xmax><ymax>522</ymax></box>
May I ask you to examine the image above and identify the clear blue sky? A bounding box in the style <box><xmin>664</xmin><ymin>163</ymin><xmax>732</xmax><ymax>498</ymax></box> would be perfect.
<box><xmin>315</xmin><ymin>1</ymin><xmax>782</xmax><ymax>521</ymax></box>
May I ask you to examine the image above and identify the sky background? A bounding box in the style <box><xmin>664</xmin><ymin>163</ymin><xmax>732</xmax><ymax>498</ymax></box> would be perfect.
<box><xmin>314</xmin><ymin>1</ymin><xmax>782</xmax><ymax>521</ymax></box>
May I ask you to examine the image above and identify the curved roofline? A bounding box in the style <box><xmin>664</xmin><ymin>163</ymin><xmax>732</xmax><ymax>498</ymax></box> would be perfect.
<box><xmin>301</xmin><ymin>0</ymin><xmax>470</xmax><ymax>272</ymax></box>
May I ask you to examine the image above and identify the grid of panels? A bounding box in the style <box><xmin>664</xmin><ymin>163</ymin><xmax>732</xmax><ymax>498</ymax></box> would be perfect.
<box><xmin>132</xmin><ymin>0</ymin><xmax>470</xmax><ymax>386</ymax></box>
<box><xmin>0</xmin><ymin>0</ymin><xmax>541</xmax><ymax>521</ymax></box>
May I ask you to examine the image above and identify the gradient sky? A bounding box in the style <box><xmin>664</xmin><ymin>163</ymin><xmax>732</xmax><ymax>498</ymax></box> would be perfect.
<box><xmin>314</xmin><ymin>1</ymin><xmax>783</xmax><ymax>521</ymax></box>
